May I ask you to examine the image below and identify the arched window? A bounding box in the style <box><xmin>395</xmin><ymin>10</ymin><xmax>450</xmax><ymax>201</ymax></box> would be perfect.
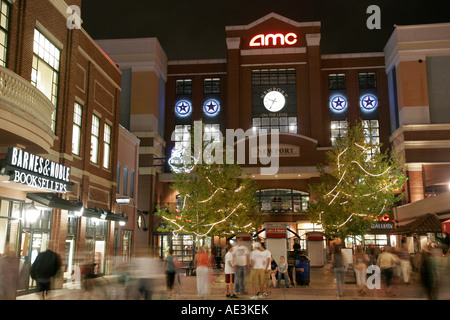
<box><xmin>256</xmin><ymin>188</ymin><xmax>309</xmax><ymax>213</ymax></box>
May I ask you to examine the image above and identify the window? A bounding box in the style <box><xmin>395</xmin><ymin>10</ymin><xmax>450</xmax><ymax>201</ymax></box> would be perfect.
<box><xmin>129</xmin><ymin>170</ymin><xmax>135</xmax><ymax>199</ymax></box>
<box><xmin>358</xmin><ymin>72</ymin><xmax>377</xmax><ymax>89</ymax></box>
<box><xmin>72</xmin><ymin>102</ymin><xmax>82</xmax><ymax>155</ymax></box>
<box><xmin>362</xmin><ymin>120</ymin><xmax>380</xmax><ymax>156</ymax></box>
<box><xmin>328</xmin><ymin>73</ymin><xmax>346</xmax><ymax>90</ymax></box>
<box><xmin>252</xmin><ymin>116</ymin><xmax>297</xmax><ymax>134</ymax></box>
<box><xmin>173</xmin><ymin>125</ymin><xmax>191</xmax><ymax>150</ymax></box>
<box><xmin>123</xmin><ymin>167</ymin><xmax>128</xmax><ymax>196</ymax></box>
<box><xmin>90</xmin><ymin>115</ymin><xmax>100</xmax><ymax>164</ymax></box>
<box><xmin>331</xmin><ymin>120</ymin><xmax>348</xmax><ymax>146</ymax></box>
<box><xmin>116</xmin><ymin>164</ymin><xmax>120</xmax><ymax>194</ymax></box>
<box><xmin>176</xmin><ymin>79</ymin><xmax>192</xmax><ymax>94</ymax></box>
<box><xmin>103</xmin><ymin>123</ymin><xmax>111</xmax><ymax>169</ymax></box>
<box><xmin>256</xmin><ymin>189</ymin><xmax>310</xmax><ymax>213</ymax></box>
<box><xmin>204</xmin><ymin>78</ymin><xmax>220</xmax><ymax>94</ymax></box>
<box><xmin>0</xmin><ymin>0</ymin><xmax>10</xmax><ymax>67</ymax></box>
<box><xmin>252</xmin><ymin>68</ymin><xmax>296</xmax><ymax>86</ymax></box>
<box><xmin>31</xmin><ymin>29</ymin><xmax>61</xmax><ymax>132</ymax></box>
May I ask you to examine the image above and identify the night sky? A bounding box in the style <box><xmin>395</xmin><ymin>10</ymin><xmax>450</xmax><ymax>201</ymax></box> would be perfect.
<box><xmin>81</xmin><ymin>0</ymin><xmax>450</xmax><ymax>60</ymax></box>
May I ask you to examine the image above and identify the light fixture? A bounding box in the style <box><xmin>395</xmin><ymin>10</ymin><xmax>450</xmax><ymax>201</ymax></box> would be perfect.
<box><xmin>448</xmin><ymin>182</ymin><xmax>450</xmax><ymax>191</ymax></box>
<box><xmin>74</xmin><ymin>206</ymin><xmax>84</xmax><ymax>217</ymax></box>
<box><xmin>100</xmin><ymin>210</ymin><xmax>107</xmax><ymax>220</ymax></box>
<box><xmin>119</xmin><ymin>220</ymin><xmax>126</xmax><ymax>227</ymax></box>
<box><xmin>26</xmin><ymin>202</ymin><xmax>40</xmax><ymax>224</ymax></box>
<box><xmin>116</xmin><ymin>197</ymin><xmax>131</xmax><ymax>204</ymax></box>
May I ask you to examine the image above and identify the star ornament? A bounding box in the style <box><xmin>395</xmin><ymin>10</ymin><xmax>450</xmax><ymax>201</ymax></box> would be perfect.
<box><xmin>330</xmin><ymin>95</ymin><xmax>347</xmax><ymax>111</ymax></box>
<box><xmin>175</xmin><ymin>100</ymin><xmax>191</xmax><ymax>116</ymax></box>
<box><xmin>203</xmin><ymin>99</ymin><xmax>220</xmax><ymax>116</ymax></box>
<box><xmin>361</xmin><ymin>95</ymin><xmax>378</xmax><ymax>110</ymax></box>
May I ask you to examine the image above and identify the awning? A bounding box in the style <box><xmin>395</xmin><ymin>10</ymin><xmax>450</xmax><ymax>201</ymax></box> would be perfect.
<box><xmin>442</xmin><ymin>219</ymin><xmax>450</xmax><ymax>233</ymax></box>
<box><xmin>83</xmin><ymin>207</ymin><xmax>128</xmax><ymax>223</ymax></box>
<box><xmin>27</xmin><ymin>193</ymin><xmax>83</xmax><ymax>212</ymax></box>
<box><xmin>391</xmin><ymin>213</ymin><xmax>443</xmax><ymax>235</ymax></box>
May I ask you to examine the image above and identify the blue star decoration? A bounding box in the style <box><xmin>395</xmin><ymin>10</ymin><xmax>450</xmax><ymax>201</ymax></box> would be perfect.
<box><xmin>361</xmin><ymin>95</ymin><xmax>378</xmax><ymax>110</ymax></box>
<box><xmin>330</xmin><ymin>96</ymin><xmax>347</xmax><ymax>111</ymax></box>
<box><xmin>203</xmin><ymin>99</ymin><xmax>220</xmax><ymax>115</ymax></box>
<box><xmin>175</xmin><ymin>100</ymin><xmax>191</xmax><ymax>116</ymax></box>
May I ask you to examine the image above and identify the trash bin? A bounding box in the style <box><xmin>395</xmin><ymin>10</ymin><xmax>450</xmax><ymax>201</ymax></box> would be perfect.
<box><xmin>295</xmin><ymin>255</ymin><xmax>310</xmax><ymax>286</ymax></box>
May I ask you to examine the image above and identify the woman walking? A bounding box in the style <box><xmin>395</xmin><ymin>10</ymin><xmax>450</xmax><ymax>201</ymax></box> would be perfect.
<box><xmin>164</xmin><ymin>249</ymin><xmax>180</xmax><ymax>299</ymax></box>
<box><xmin>194</xmin><ymin>246</ymin><xmax>212</xmax><ymax>298</ymax></box>
<box><xmin>331</xmin><ymin>245</ymin><xmax>347</xmax><ymax>297</ymax></box>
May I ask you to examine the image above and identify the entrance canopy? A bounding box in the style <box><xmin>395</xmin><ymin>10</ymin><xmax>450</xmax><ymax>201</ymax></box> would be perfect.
<box><xmin>391</xmin><ymin>213</ymin><xmax>443</xmax><ymax>235</ymax></box>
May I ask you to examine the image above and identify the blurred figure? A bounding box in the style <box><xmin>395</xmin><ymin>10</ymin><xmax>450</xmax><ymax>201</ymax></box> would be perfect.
<box><xmin>130</xmin><ymin>247</ymin><xmax>163</xmax><ymax>300</ymax></box>
<box><xmin>418</xmin><ymin>243</ymin><xmax>440</xmax><ymax>300</ymax></box>
<box><xmin>260</xmin><ymin>243</ymin><xmax>271</xmax><ymax>297</ymax></box>
<box><xmin>194</xmin><ymin>246</ymin><xmax>211</xmax><ymax>298</ymax></box>
<box><xmin>353</xmin><ymin>246</ymin><xmax>370</xmax><ymax>295</ymax></box>
<box><xmin>331</xmin><ymin>244</ymin><xmax>346</xmax><ymax>297</ymax></box>
<box><xmin>0</xmin><ymin>249</ymin><xmax>19</xmax><ymax>300</ymax></box>
<box><xmin>163</xmin><ymin>248</ymin><xmax>180</xmax><ymax>299</ymax></box>
<box><xmin>224</xmin><ymin>245</ymin><xmax>237</xmax><ymax>298</ymax></box>
<box><xmin>277</xmin><ymin>256</ymin><xmax>290</xmax><ymax>288</ymax></box>
<box><xmin>269</xmin><ymin>255</ymin><xmax>278</xmax><ymax>288</ymax></box>
<box><xmin>397</xmin><ymin>241</ymin><xmax>412</xmax><ymax>284</ymax></box>
<box><xmin>30</xmin><ymin>249</ymin><xmax>62</xmax><ymax>300</ymax></box>
<box><xmin>233</xmin><ymin>238</ymin><xmax>249</xmax><ymax>295</ymax></box>
<box><xmin>377</xmin><ymin>246</ymin><xmax>399</xmax><ymax>296</ymax></box>
<box><xmin>249</xmin><ymin>242</ymin><xmax>265</xmax><ymax>300</ymax></box>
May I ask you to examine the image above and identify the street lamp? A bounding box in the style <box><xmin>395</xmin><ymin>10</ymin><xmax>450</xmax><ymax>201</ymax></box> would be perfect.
<box><xmin>26</xmin><ymin>202</ymin><xmax>40</xmax><ymax>224</ymax></box>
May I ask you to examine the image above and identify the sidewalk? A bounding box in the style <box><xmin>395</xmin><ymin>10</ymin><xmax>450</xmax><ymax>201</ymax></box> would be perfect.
<box><xmin>17</xmin><ymin>264</ymin><xmax>442</xmax><ymax>301</ymax></box>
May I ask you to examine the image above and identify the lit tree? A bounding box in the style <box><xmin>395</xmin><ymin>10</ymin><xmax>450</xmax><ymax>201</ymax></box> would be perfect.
<box><xmin>156</xmin><ymin>126</ymin><xmax>263</xmax><ymax>240</ymax></box>
<box><xmin>305</xmin><ymin>122</ymin><xmax>407</xmax><ymax>240</ymax></box>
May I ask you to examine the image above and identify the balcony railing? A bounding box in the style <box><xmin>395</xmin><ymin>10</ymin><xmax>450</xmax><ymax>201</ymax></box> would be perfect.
<box><xmin>0</xmin><ymin>66</ymin><xmax>55</xmax><ymax>134</ymax></box>
<box><xmin>0</xmin><ymin>66</ymin><xmax>55</xmax><ymax>152</ymax></box>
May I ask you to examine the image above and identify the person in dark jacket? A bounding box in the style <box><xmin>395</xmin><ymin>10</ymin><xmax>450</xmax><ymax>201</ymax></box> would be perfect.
<box><xmin>30</xmin><ymin>249</ymin><xmax>61</xmax><ymax>299</ymax></box>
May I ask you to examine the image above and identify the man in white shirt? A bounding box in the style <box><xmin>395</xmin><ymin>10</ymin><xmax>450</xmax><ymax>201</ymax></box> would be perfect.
<box><xmin>249</xmin><ymin>242</ymin><xmax>265</xmax><ymax>299</ymax></box>
<box><xmin>224</xmin><ymin>245</ymin><xmax>237</xmax><ymax>298</ymax></box>
<box><xmin>233</xmin><ymin>238</ymin><xmax>249</xmax><ymax>295</ymax></box>
<box><xmin>260</xmin><ymin>243</ymin><xmax>271</xmax><ymax>297</ymax></box>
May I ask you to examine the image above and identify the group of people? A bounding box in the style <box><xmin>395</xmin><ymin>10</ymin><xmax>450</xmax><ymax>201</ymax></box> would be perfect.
<box><xmin>330</xmin><ymin>242</ymin><xmax>450</xmax><ymax>299</ymax></box>
<box><xmin>223</xmin><ymin>239</ymin><xmax>291</xmax><ymax>300</ymax></box>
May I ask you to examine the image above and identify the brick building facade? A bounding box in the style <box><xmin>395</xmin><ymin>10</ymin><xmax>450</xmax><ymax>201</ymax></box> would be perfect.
<box><xmin>0</xmin><ymin>0</ymin><xmax>125</xmax><ymax>295</ymax></box>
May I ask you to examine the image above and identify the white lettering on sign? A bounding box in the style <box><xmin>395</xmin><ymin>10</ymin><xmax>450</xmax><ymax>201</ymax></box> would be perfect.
<box><xmin>249</xmin><ymin>32</ymin><xmax>298</xmax><ymax>47</ymax></box>
<box><xmin>251</xmin><ymin>144</ymin><xmax>300</xmax><ymax>158</ymax></box>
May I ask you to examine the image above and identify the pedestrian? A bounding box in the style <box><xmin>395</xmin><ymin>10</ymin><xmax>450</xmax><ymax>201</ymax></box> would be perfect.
<box><xmin>249</xmin><ymin>242</ymin><xmax>265</xmax><ymax>300</ymax></box>
<box><xmin>260</xmin><ymin>243</ymin><xmax>271</xmax><ymax>297</ymax></box>
<box><xmin>376</xmin><ymin>246</ymin><xmax>399</xmax><ymax>296</ymax></box>
<box><xmin>0</xmin><ymin>249</ymin><xmax>19</xmax><ymax>300</ymax></box>
<box><xmin>164</xmin><ymin>249</ymin><xmax>180</xmax><ymax>299</ymax></box>
<box><xmin>233</xmin><ymin>238</ymin><xmax>249</xmax><ymax>295</ymax></box>
<box><xmin>132</xmin><ymin>247</ymin><xmax>163</xmax><ymax>300</ymax></box>
<box><xmin>30</xmin><ymin>249</ymin><xmax>62</xmax><ymax>300</ymax></box>
<box><xmin>277</xmin><ymin>256</ymin><xmax>290</xmax><ymax>288</ymax></box>
<box><xmin>194</xmin><ymin>246</ymin><xmax>211</xmax><ymax>298</ymax></box>
<box><xmin>353</xmin><ymin>245</ymin><xmax>370</xmax><ymax>295</ymax></box>
<box><xmin>224</xmin><ymin>245</ymin><xmax>237</xmax><ymax>298</ymax></box>
<box><xmin>270</xmin><ymin>255</ymin><xmax>278</xmax><ymax>288</ymax></box>
<box><xmin>331</xmin><ymin>244</ymin><xmax>346</xmax><ymax>297</ymax></box>
<box><xmin>397</xmin><ymin>241</ymin><xmax>412</xmax><ymax>284</ymax></box>
<box><xmin>418</xmin><ymin>243</ymin><xmax>439</xmax><ymax>300</ymax></box>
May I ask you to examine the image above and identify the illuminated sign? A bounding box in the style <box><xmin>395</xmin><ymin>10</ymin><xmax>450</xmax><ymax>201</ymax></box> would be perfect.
<box><xmin>6</xmin><ymin>147</ymin><xmax>72</xmax><ymax>193</ymax></box>
<box><xmin>203</xmin><ymin>99</ymin><xmax>220</xmax><ymax>116</ymax></box>
<box><xmin>330</xmin><ymin>95</ymin><xmax>347</xmax><ymax>112</ymax></box>
<box><xmin>360</xmin><ymin>94</ymin><xmax>378</xmax><ymax>110</ymax></box>
<box><xmin>175</xmin><ymin>100</ymin><xmax>192</xmax><ymax>117</ymax></box>
<box><xmin>249</xmin><ymin>32</ymin><xmax>298</xmax><ymax>47</ymax></box>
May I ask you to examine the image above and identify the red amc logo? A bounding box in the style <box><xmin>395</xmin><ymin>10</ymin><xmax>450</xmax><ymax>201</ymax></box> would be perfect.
<box><xmin>249</xmin><ymin>32</ymin><xmax>298</xmax><ymax>47</ymax></box>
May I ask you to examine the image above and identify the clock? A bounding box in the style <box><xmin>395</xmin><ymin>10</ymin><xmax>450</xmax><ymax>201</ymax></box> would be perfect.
<box><xmin>263</xmin><ymin>91</ymin><xmax>285</xmax><ymax>112</ymax></box>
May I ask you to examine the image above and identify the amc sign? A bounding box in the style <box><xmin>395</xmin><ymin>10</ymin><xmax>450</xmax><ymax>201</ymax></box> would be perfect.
<box><xmin>249</xmin><ymin>32</ymin><xmax>298</xmax><ymax>47</ymax></box>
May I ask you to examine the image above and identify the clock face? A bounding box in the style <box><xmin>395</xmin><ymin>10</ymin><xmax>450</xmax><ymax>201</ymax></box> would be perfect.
<box><xmin>263</xmin><ymin>91</ymin><xmax>285</xmax><ymax>112</ymax></box>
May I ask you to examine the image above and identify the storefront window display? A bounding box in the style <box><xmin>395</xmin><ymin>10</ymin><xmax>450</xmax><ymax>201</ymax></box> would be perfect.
<box><xmin>0</xmin><ymin>199</ymin><xmax>21</xmax><ymax>255</ymax></box>
<box><xmin>85</xmin><ymin>218</ymin><xmax>107</xmax><ymax>275</ymax></box>
<box><xmin>257</xmin><ymin>189</ymin><xmax>309</xmax><ymax>213</ymax></box>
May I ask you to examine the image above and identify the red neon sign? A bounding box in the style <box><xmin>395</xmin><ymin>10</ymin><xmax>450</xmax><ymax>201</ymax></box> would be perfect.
<box><xmin>249</xmin><ymin>32</ymin><xmax>298</xmax><ymax>47</ymax></box>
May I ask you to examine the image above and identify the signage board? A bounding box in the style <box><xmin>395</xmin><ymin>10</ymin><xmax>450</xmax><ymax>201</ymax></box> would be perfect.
<box><xmin>6</xmin><ymin>147</ymin><xmax>72</xmax><ymax>193</ymax></box>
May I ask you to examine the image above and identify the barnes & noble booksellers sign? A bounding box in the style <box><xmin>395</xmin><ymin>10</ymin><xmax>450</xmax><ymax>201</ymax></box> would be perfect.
<box><xmin>6</xmin><ymin>147</ymin><xmax>72</xmax><ymax>193</ymax></box>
